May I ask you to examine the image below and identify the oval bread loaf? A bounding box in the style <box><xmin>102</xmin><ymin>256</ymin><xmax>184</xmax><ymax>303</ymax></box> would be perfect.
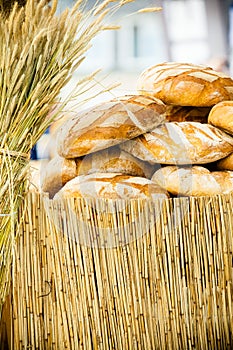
<box><xmin>41</xmin><ymin>155</ymin><xmax>77</xmax><ymax>198</ymax></box>
<box><xmin>56</xmin><ymin>94</ymin><xmax>166</xmax><ymax>158</ymax></box>
<box><xmin>77</xmin><ymin>146</ymin><xmax>156</xmax><ymax>179</ymax></box>
<box><xmin>137</xmin><ymin>62</ymin><xmax>233</xmax><ymax>107</ymax></box>
<box><xmin>208</xmin><ymin>101</ymin><xmax>233</xmax><ymax>135</ymax></box>
<box><xmin>54</xmin><ymin>173</ymin><xmax>170</xmax><ymax>200</ymax></box>
<box><xmin>216</xmin><ymin>152</ymin><xmax>233</xmax><ymax>170</ymax></box>
<box><xmin>151</xmin><ymin>165</ymin><xmax>233</xmax><ymax>196</ymax></box>
<box><xmin>120</xmin><ymin>122</ymin><xmax>233</xmax><ymax>165</ymax></box>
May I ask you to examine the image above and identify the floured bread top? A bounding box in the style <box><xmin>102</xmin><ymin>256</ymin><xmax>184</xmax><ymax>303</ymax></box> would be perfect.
<box><xmin>53</xmin><ymin>173</ymin><xmax>169</xmax><ymax>200</ymax></box>
<box><xmin>56</xmin><ymin>94</ymin><xmax>166</xmax><ymax>158</ymax></box>
<box><xmin>137</xmin><ymin>62</ymin><xmax>233</xmax><ymax>106</ymax></box>
<box><xmin>120</xmin><ymin>122</ymin><xmax>233</xmax><ymax>164</ymax></box>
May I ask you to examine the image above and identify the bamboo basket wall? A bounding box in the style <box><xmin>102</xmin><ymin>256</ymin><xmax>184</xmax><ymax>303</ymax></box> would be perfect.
<box><xmin>4</xmin><ymin>191</ymin><xmax>233</xmax><ymax>349</ymax></box>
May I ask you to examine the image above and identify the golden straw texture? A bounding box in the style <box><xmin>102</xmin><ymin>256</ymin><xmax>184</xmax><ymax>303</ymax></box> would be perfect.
<box><xmin>4</xmin><ymin>192</ymin><xmax>233</xmax><ymax>349</ymax></box>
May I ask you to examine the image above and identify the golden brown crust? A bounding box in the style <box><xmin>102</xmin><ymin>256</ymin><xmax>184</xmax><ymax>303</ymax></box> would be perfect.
<box><xmin>151</xmin><ymin>165</ymin><xmax>233</xmax><ymax>196</ymax></box>
<box><xmin>54</xmin><ymin>173</ymin><xmax>169</xmax><ymax>200</ymax></box>
<box><xmin>137</xmin><ymin>62</ymin><xmax>233</xmax><ymax>107</ymax></box>
<box><xmin>164</xmin><ymin>105</ymin><xmax>210</xmax><ymax>122</ymax></box>
<box><xmin>208</xmin><ymin>101</ymin><xmax>233</xmax><ymax>135</ymax></box>
<box><xmin>76</xmin><ymin>146</ymin><xmax>155</xmax><ymax>179</ymax></box>
<box><xmin>41</xmin><ymin>155</ymin><xmax>77</xmax><ymax>198</ymax></box>
<box><xmin>211</xmin><ymin>170</ymin><xmax>233</xmax><ymax>192</ymax></box>
<box><xmin>216</xmin><ymin>152</ymin><xmax>233</xmax><ymax>170</ymax></box>
<box><xmin>56</xmin><ymin>95</ymin><xmax>166</xmax><ymax>158</ymax></box>
<box><xmin>120</xmin><ymin>122</ymin><xmax>233</xmax><ymax>165</ymax></box>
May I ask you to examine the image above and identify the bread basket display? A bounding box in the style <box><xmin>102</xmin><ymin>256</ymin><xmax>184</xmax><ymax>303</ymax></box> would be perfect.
<box><xmin>1</xmin><ymin>61</ymin><xmax>232</xmax><ymax>349</ymax></box>
<box><xmin>0</xmin><ymin>2</ymin><xmax>233</xmax><ymax>350</ymax></box>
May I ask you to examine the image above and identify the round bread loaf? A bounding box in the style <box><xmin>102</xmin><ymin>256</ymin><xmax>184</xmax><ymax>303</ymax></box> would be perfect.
<box><xmin>41</xmin><ymin>155</ymin><xmax>77</xmax><ymax>198</ymax></box>
<box><xmin>151</xmin><ymin>165</ymin><xmax>233</xmax><ymax>197</ymax></box>
<box><xmin>120</xmin><ymin>122</ymin><xmax>233</xmax><ymax>165</ymax></box>
<box><xmin>216</xmin><ymin>152</ymin><xmax>233</xmax><ymax>170</ymax></box>
<box><xmin>56</xmin><ymin>94</ymin><xmax>166</xmax><ymax>158</ymax></box>
<box><xmin>137</xmin><ymin>62</ymin><xmax>233</xmax><ymax>106</ymax></box>
<box><xmin>76</xmin><ymin>146</ymin><xmax>156</xmax><ymax>179</ymax></box>
<box><xmin>208</xmin><ymin>101</ymin><xmax>233</xmax><ymax>135</ymax></box>
<box><xmin>53</xmin><ymin>173</ymin><xmax>169</xmax><ymax>200</ymax></box>
<box><xmin>164</xmin><ymin>105</ymin><xmax>210</xmax><ymax>123</ymax></box>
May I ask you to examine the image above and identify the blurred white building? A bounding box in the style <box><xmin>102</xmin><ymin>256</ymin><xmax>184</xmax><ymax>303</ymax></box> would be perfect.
<box><xmin>58</xmin><ymin>0</ymin><xmax>230</xmax><ymax>74</ymax></box>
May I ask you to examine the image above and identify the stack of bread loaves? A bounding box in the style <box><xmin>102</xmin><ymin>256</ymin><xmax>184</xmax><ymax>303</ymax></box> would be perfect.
<box><xmin>41</xmin><ymin>62</ymin><xmax>233</xmax><ymax>199</ymax></box>
<box><xmin>41</xmin><ymin>94</ymin><xmax>169</xmax><ymax>199</ymax></box>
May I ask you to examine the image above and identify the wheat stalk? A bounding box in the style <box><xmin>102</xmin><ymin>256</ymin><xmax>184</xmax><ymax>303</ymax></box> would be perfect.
<box><xmin>0</xmin><ymin>0</ymin><xmax>158</xmax><ymax>314</ymax></box>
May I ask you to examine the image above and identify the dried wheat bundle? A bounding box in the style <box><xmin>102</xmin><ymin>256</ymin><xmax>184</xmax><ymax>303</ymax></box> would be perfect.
<box><xmin>0</xmin><ymin>0</ymin><xmax>161</xmax><ymax>314</ymax></box>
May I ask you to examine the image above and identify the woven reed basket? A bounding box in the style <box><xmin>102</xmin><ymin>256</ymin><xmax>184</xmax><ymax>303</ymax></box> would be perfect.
<box><xmin>1</xmin><ymin>190</ymin><xmax>233</xmax><ymax>349</ymax></box>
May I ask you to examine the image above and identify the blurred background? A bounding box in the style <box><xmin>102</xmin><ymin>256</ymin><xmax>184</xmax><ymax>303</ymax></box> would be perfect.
<box><xmin>34</xmin><ymin>0</ymin><xmax>233</xmax><ymax>159</ymax></box>
<box><xmin>56</xmin><ymin>0</ymin><xmax>233</xmax><ymax>105</ymax></box>
<box><xmin>58</xmin><ymin>0</ymin><xmax>232</xmax><ymax>73</ymax></box>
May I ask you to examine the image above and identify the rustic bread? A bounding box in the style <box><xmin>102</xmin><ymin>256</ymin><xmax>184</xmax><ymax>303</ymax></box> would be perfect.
<box><xmin>137</xmin><ymin>62</ymin><xmax>233</xmax><ymax>107</ymax></box>
<box><xmin>41</xmin><ymin>147</ymin><xmax>156</xmax><ymax>198</ymax></box>
<box><xmin>120</xmin><ymin>122</ymin><xmax>233</xmax><ymax>165</ymax></box>
<box><xmin>216</xmin><ymin>152</ymin><xmax>233</xmax><ymax>170</ymax></box>
<box><xmin>53</xmin><ymin>173</ymin><xmax>169</xmax><ymax>200</ymax></box>
<box><xmin>56</xmin><ymin>94</ymin><xmax>166</xmax><ymax>158</ymax></box>
<box><xmin>208</xmin><ymin>101</ymin><xmax>233</xmax><ymax>135</ymax></box>
<box><xmin>41</xmin><ymin>155</ymin><xmax>77</xmax><ymax>198</ymax></box>
<box><xmin>211</xmin><ymin>170</ymin><xmax>233</xmax><ymax>193</ymax></box>
<box><xmin>76</xmin><ymin>146</ymin><xmax>155</xmax><ymax>179</ymax></box>
<box><xmin>151</xmin><ymin>165</ymin><xmax>233</xmax><ymax>196</ymax></box>
<box><xmin>164</xmin><ymin>105</ymin><xmax>210</xmax><ymax>123</ymax></box>
<box><xmin>29</xmin><ymin>160</ymin><xmax>49</xmax><ymax>192</ymax></box>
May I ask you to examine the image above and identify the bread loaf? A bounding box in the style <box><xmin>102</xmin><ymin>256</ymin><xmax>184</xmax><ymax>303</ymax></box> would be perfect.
<box><xmin>41</xmin><ymin>155</ymin><xmax>77</xmax><ymax>198</ymax></box>
<box><xmin>216</xmin><ymin>152</ymin><xmax>233</xmax><ymax>170</ymax></box>
<box><xmin>41</xmin><ymin>146</ymin><xmax>156</xmax><ymax>198</ymax></box>
<box><xmin>53</xmin><ymin>173</ymin><xmax>169</xmax><ymax>200</ymax></box>
<box><xmin>151</xmin><ymin>165</ymin><xmax>233</xmax><ymax>196</ymax></box>
<box><xmin>56</xmin><ymin>94</ymin><xmax>166</xmax><ymax>158</ymax></box>
<box><xmin>208</xmin><ymin>101</ymin><xmax>233</xmax><ymax>135</ymax></box>
<box><xmin>137</xmin><ymin>62</ymin><xmax>233</xmax><ymax>106</ymax></box>
<box><xmin>211</xmin><ymin>170</ymin><xmax>233</xmax><ymax>193</ymax></box>
<box><xmin>77</xmin><ymin>146</ymin><xmax>155</xmax><ymax>179</ymax></box>
<box><xmin>120</xmin><ymin>122</ymin><xmax>233</xmax><ymax>164</ymax></box>
<box><xmin>165</xmin><ymin>105</ymin><xmax>210</xmax><ymax>123</ymax></box>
